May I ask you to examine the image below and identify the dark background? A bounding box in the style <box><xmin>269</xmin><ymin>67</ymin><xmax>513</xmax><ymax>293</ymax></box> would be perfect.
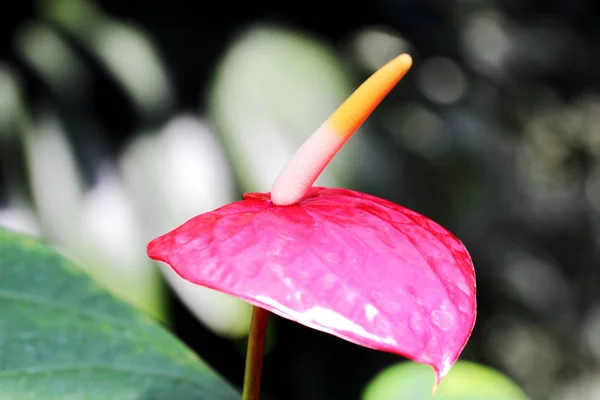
<box><xmin>1</xmin><ymin>1</ymin><xmax>600</xmax><ymax>399</ymax></box>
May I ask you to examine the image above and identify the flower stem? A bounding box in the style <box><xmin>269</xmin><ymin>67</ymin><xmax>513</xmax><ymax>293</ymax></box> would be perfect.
<box><xmin>242</xmin><ymin>306</ymin><xmax>269</xmax><ymax>400</ymax></box>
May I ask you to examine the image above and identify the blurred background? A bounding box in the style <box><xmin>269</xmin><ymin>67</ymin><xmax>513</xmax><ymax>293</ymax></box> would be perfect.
<box><xmin>1</xmin><ymin>0</ymin><xmax>599</xmax><ymax>399</ymax></box>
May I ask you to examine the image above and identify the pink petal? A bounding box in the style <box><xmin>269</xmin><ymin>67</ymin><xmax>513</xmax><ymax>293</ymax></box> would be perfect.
<box><xmin>147</xmin><ymin>187</ymin><xmax>476</xmax><ymax>381</ymax></box>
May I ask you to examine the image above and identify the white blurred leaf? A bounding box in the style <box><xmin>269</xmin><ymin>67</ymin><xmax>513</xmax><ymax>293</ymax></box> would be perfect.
<box><xmin>19</xmin><ymin>109</ymin><xmax>164</xmax><ymax>320</ymax></box>
<box><xmin>161</xmin><ymin>265</ymin><xmax>252</xmax><ymax>338</ymax></box>
<box><xmin>0</xmin><ymin>64</ymin><xmax>24</xmax><ymax>134</ymax></box>
<box><xmin>119</xmin><ymin>114</ymin><xmax>252</xmax><ymax>338</ymax></box>
<box><xmin>38</xmin><ymin>0</ymin><xmax>173</xmax><ymax>119</ymax></box>
<box><xmin>209</xmin><ymin>25</ymin><xmax>377</xmax><ymax>192</ymax></box>
<box><xmin>90</xmin><ymin>21</ymin><xmax>174</xmax><ymax>118</ymax></box>
<box><xmin>22</xmin><ymin>110</ymin><xmax>85</xmax><ymax>249</ymax></box>
<box><xmin>13</xmin><ymin>22</ymin><xmax>90</xmax><ymax>102</ymax></box>
<box><xmin>36</xmin><ymin>0</ymin><xmax>103</xmax><ymax>34</ymax></box>
<box><xmin>160</xmin><ymin>115</ymin><xmax>235</xmax><ymax>222</ymax></box>
<box><xmin>0</xmin><ymin>203</ymin><xmax>41</xmax><ymax>237</ymax></box>
<box><xmin>78</xmin><ymin>164</ymin><xmax>164</xmax><ymax>320</ymax></box>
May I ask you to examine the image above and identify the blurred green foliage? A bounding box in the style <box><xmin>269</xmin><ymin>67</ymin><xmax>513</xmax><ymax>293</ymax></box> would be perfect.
<box><xmin>362</xmin><ymin>361</ymin><xmax>530</xmax><ymax>400</ymax></box>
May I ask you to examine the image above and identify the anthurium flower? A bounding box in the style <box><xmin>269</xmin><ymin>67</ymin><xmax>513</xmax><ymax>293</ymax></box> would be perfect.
<box><xmin>147</xmin><ymin>54</ymin><xmax>476</xmax><ymax>396</ymax></box>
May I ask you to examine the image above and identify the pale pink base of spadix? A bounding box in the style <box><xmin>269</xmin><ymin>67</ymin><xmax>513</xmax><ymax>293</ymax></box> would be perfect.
<box><xmin>270</xmin><ymin>124</ymin><xmax>340</xmax><ymax>206</ymax></box>
<box><xmin>147</xmin><ymin>188</ymin><xmax>476</xmax><ymax>383</ymax></box>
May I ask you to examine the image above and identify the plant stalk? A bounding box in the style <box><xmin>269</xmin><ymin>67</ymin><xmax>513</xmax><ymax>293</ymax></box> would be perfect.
<box><xmin>241</xmin><ymin>305</ymin><xmax>269</xmax><ymax>400</ymax></box>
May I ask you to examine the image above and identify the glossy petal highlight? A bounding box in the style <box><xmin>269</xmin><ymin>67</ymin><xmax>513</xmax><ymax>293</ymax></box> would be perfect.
<box><xmin>147</xmin><ymin>187</ymin><xmax>476</xmax><ymax>381</ymax></box>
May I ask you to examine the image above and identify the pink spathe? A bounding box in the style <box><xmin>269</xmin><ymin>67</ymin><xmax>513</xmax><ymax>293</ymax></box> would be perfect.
<box><xmin>147</xmin><ymin>187</ymin><xmax>476</xmax><ymax>382</ymax></box>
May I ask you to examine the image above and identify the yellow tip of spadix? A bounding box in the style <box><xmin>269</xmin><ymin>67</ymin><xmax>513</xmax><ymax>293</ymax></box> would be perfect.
<box><xmin>327</xmin><ymin>53</ymin><xmax>413</xmax><ymax>138</ymax></box>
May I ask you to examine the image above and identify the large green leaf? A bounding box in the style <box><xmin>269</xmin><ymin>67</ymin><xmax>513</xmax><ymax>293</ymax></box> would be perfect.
<box><xmin>0</xmin><ymin>228</ymin><xmax>239</xmax><ymax>399</ymax></box>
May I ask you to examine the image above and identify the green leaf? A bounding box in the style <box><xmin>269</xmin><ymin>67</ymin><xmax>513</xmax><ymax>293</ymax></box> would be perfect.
<box><xmin>0</xmin><ymin>228</ymin><xmax>240</xmax><ymax>399</ymax></box>
<box><xmin>362</xmin><ymin>361</ymin><xmax>531</xmax><ymax>400</ymax></box>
